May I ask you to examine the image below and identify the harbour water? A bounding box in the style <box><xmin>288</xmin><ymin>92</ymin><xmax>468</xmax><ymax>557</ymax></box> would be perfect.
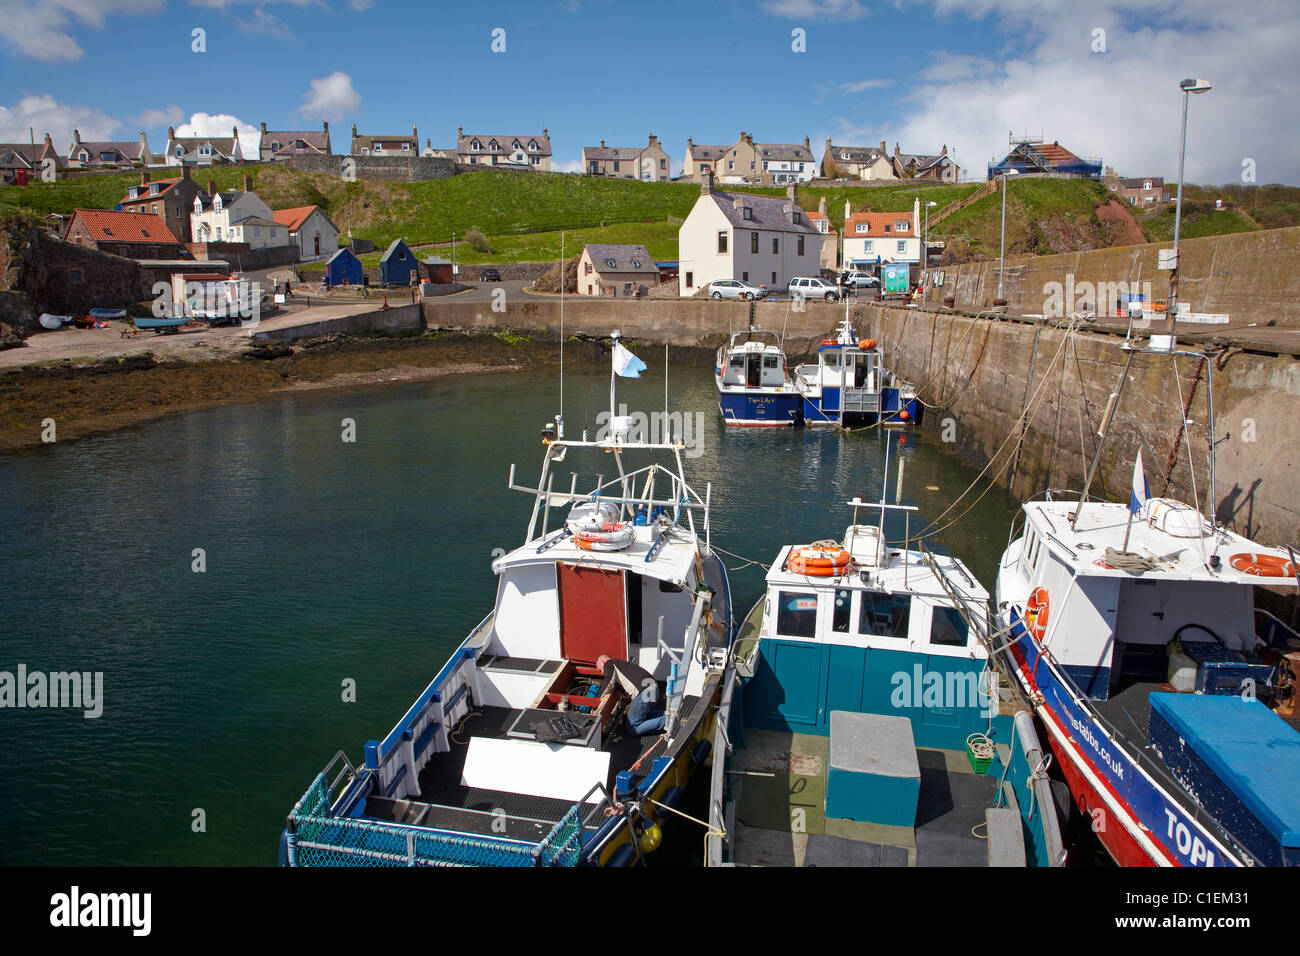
<box><xmin>0</xmin><ymin>364</ymin><xmax>1018</xmax><ymax>865</ymax></box>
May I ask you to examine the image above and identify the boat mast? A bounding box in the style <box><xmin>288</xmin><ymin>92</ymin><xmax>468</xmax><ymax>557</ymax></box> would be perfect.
<box><xmin>558</xmin><ymin>232</ymin><xmax>565</xmax><ymax>438</ymax></box>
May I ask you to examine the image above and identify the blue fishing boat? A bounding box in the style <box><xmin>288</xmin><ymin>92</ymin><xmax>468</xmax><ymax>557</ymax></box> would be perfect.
<box><xmin>995</xmin><ymin>336</ymin><xmax>1300</xmax><ymax>867</ymax></box>
<box><xmin>128</xmin><ymin>315</ymin><xmax>188</xmax><ymax>334</ymax></box>
<box><xmin>281</xmin><ymin>334</ymin><xmax>735</xmax><ymax>867</ymax></box>
<box><xmin>715</xmin><ymin>325</ymin><xmax>801</xmax><ymax>427</ymax></box>
<box><xmin>706</xmin><ymin>446</ymin><xmax>1065</xmax><ymax>866</ymax></box>
<box><xmin>793</xmin><ymin>315</ymin><xmax>921</xmax><ymax>427</ymax></box>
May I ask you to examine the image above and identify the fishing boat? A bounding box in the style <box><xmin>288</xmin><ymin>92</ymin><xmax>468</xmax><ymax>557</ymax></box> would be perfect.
<box><xmin>706</xmin><ymin>442</ymin><xmax>1066</xmax><ymax>867</ymax></box>
<box><xmin>715</xmin><ymin>325</ymin><xmax>802</xmax><ymax>427</ymax></box>
<box><xmin>128</xmin><ymin>315</ymin><xmax>188</xmax><ymax>334</ymax></box>
<box><xmin>995</xmin><ymin>336</ymin><xmax>1300</xmax><ymax>867</ymax></box>
<box><xmin>793</xmin><ymin>314</ymin><xmax>921</xmax><ymax>427</ymax></box>
<box><xmin>281</xmin><ymin>334</ymin><xmax>735</xmax><ymax>867</ymax></box>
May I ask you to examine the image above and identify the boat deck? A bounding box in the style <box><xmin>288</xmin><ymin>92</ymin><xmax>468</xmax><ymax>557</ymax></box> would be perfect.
<box><xmin>729</xmin><ymin>729</ymin><xmax>998</xmax><ymax>866</ymax></box>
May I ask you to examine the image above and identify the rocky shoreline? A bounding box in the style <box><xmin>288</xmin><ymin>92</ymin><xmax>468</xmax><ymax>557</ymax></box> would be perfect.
<box><xmin>0</xmin><ymin>330</ymin><xmax>715</xmax><ymax>452</ymax></box>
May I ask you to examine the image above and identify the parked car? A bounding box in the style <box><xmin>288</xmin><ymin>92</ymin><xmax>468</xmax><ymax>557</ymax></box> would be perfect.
<box><xmin>840</xmin><ymin>270</ymin><xmax>880</xmax><ymax>289</ymax></box>
<box><xmin>787</xmin><ymin>276</ymin><xmax>840</xmax><ymax>302</ymax></box>
<box><xmin>709</xmin><ymin>279</ymin><xmax>768</xmax><ymax>300</ymax></box>
<box><xmin>480</xmin><ymin>268</ymin><xmax>501</xmax><ymax>282</ymax></box>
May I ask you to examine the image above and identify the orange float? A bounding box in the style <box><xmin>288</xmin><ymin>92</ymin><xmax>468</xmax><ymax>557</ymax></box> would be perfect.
<box><xmin>1024</xmin><ymin>587</ymin><xmax>1050</xmax><ymax>640</ymax></box>
<box><xmin>788</xmin><ymin>544</ymin><xmax>851</xmax><ymax>577</ymax></box>
<box><xmin>1229</xmin><ymin>552</ymin><xmax>1297</xmax><ymax>578</ymax></box>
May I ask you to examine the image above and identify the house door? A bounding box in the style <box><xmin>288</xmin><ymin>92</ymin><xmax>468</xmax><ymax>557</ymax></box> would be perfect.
<box><xmin>557</xmin><ymin>563</ymin><xmax>628</xmax><ymax>664</ymax></box>
<box><xmin>314</xmin><ymin>233</ymin><xmax>320</xmax><ymax>257</ymax></box>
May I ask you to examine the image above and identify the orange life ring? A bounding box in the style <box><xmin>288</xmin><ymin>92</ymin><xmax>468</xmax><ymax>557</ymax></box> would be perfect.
<box><xmin>1025</xmin><ymin>587</ymin><xmax>1049</xmax><ymax>641</ymax></box>
<box><xmin>861</xmin><ymin>338</ymin><xmax>877</xmax><ymax>349</ymax></box>
<box><xmin>1229</xmin><ymin>552</ymin><xmax>1297</xmax><ymax>578</ymax></box>
<box><xmin>788</xmin><ymin>545</ymin><xmax>851</xmax><ymax>577</ymax></box>
<box><xmin>575</xmin><ymin>523</ymin><xmax>634</xmax><ymax>551</ymax></box>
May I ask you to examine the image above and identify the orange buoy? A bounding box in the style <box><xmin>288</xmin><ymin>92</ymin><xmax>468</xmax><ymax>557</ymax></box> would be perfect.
<box><xmin>899</xmin><ymin>409</ymin><xmax>910</xmax><ymax>421</ymax></box>
<box><xmin>1229</xmin><ymin>552</ymin><xmax>1297</xmax><ymax>578</ymax></box>
<box><xmin>1025</xmin><ymin>587</ymin><xmax>1050</xmax><ymax>640</ymax></box>
<box><xmin>788</xmin><ymin>544</ymin><xmax>851</xmax><ymax>577</ymax></box>
<box><xmin>861</xmin><ymin>338</ymin><xmax>877</xmax><ymax>349</ymax></box>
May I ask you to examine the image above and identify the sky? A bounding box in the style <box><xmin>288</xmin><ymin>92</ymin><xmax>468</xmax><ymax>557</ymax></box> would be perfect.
<box><xmin>0</xmin><ymin>0</ymin><xmax>1295</xmax><ymax>185</ymax></box>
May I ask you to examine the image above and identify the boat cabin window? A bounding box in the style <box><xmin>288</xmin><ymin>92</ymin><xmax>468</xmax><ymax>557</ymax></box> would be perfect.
<box><xmin>658</xmin><ymin>580</ymin><xmax>683</xmax><ymax>593</ymax></box>
<box><xmin>824</xmin><ymin>354</ymin><xmax>841</xmax><ymax>367</ymax></box>
<box><xmin>858</xmin><ymin>591</ymin><xmax>910</xmax><ymax>638</ymax></box>
<box><xmin>729</xmin><ymin>356</ymin><xmax>744</xmax><ymax>369</ymax></box>
<box><xmin>832</xmin><ymin>588</ymin><xmax>853</xmax><ymax>633</ymax></box>
<box><xmin>930</xmin><ymin>606</ymin><xmax>969</xmax><ymax>647</ymax></box>
<box><xmin>763</xmin><ymin>355</ymin><xmax>779</xmax><ymax>369</ymax></box>
<box><xmin>776</xmin><ymin>591</ymin><xmax>819</xmax><ymax>638</ymax></box>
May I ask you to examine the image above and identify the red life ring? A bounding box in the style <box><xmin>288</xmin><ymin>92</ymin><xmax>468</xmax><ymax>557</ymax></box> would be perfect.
<box><xmin>1025</xmin><ymin>587</ymin><xmax>1049</xmax><ymax>641</ymax></box>
<box><xmin>1229</xmin><ymin>552</ymin><xmax>1297</xmax><ymax>578</ymax></box>
<box><xmin>788</xmin><ymin>545</ymin><xmax>851</xmax><ymax>577</ymax></box>
<box><xmin>575</xmin><ymin>523</ymin><xmax>634</xmax><ymax>551</ymax></box>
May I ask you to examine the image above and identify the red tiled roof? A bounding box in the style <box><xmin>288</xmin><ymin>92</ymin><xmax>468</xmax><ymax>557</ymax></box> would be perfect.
<box><xmin>1033</xmin><ymin>143</ymin><xmax>1082</xmax><ymax>165</ymax></box>
<box><xmin>71</xmin><ymin>208</ymin><xmax>176</xmax><ymax>243</ymax></box>
<box><xmin>845</xmin><ymin>211</ymin><xmax>915</xmax><ymax>237</ymax></box>
<box><xmin>804</xmin><ymin>210</ymin><xmax>828</xmax><ymax>220</ymax></box>
<box><xmin>272</xmin><ymin>205</ymin><xmax>318</xmax><ymax>232</ymax></box>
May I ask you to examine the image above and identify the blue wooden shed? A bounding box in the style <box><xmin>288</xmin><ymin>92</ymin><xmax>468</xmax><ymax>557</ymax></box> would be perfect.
<box><xmin>378</xmin><ymin>239</ymin><xmax>419</xmax><ymax>286</ymax></box>
<box><xmin>325</xmin><ymin>247</ymin><xmax>363</xmax><ymax>286</ymax></box>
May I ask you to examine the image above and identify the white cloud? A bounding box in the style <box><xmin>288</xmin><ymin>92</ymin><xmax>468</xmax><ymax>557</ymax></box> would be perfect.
<box><xmin>552</xmin><ymin>158</ymin><xmax>584</xmax><ymax>173</ymax></box>
<box><xmin>0</xmin><ymin>0</ymin><xmax>163</xmax><ymax>62</ymax></box>
<box><xmin>299</xmin><ymin>71</ymin><xmax>361</xmax><ymax>120</ymax></box>
<box><xmin>131</xmin><ymin>105</ymin><xmax>185</xmax><ymax>128</ymax></box>
<box><xmin>349</xmin><ymin>0</ymin><xmax>373</xmax><ymax>8</ymax></box>
<box><xmin>838</xmin><ymin>0</ymin><xmax>1300</xmax><ymax>184</ymax></box>
<box><xmin>0</xmin><ymin>94</ymin><xmax>123</xmax><ymax>144</ymax></box>
<box><xmin>176</xmin><ymin>112</ymin><xmax>260</xmax><ymax>158</ymax></box>
<box><xmin>761</xmin><ymin>0</ymin><xmax>869</xmax><ymax>20</ymax></box>
<box><xmin>235</xmin><ymin>8</ymin><xmax>295</xmax><ymax>40</ymax></box>
<box><xmin>841</xmin><ymin>78</ymin><xmax>894</xmax><ymax>94</ymax></box>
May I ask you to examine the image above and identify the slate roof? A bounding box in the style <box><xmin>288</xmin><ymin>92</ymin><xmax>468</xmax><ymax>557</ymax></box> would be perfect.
<box><xmin>583</xmin><ymin>244</ymin><xmax>657</xmax><ymax>274</ymax></box>
<box><xmin>457</xmin><ymin>132</ymin><xmax>552</xmax><ymax>157</ymax></box>
<box><xmin>69</xmin><ymin>208</ymin><xmax>177</xmax><ymax>243</ymax></box>
<box><xmin>687</xmin><ymin>144</ymin><xmax>727</xmax><ymax>162</ymax></box>
<box><xmin>756</xmin><ymin>143</ymin><xmax>814</xmax><ymax>163</ymax></box>
<box><xmin>1120</xmin><ymin>176</ymin><xmax>1164</xmax><ymax>189</ymax></box>
<box><xmin>708</xmin><ymin>189</ymin><xmax>821</xmax><ymax>235</ymax></box>
<box><xmin>194</xmin><ymin>190</ymin><xmax>246</xmax><ymax>210</ymax></box>
<box><xmin>261</xmin><ymin>130</ymin><xmax>330</xmax><ymax>160</ymax></box>
<box><xmin>583</xmin><ymin>145</ymin><xmax>644</xmax><ymax>161</ymax></box>
<box><xmin>828</xmin><ymin>143</ymin><xmax>889</xmax><ymax>165</ymax></box>
<box><xmin>120</xmin><ymin>178</ymin><xmax>183</xmax><ymax>204</ymax></box>
<box><xmin>72</xmin><ymin>141</ymin><xmax>148</xmax><ymax>163</ymax></box>
<box><xmin>0</xmin><ymin>143</ymin><xmax>46</xmax><ymax>166</ymax></box>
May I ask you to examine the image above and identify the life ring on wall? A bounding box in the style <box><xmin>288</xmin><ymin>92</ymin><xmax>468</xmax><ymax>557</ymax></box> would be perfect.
<box><xmin>788</xmin><ymin>545</ymin><xmax>851</xmax><ymax>577</ymax></box>
<box><xmin>1024</xmin><ymin>587</ymin><xmax>1050</xmax><ymax>641</ymax></box>
<box><xmin>575</xmin><ymin>523</ymin><xmax>634</xmax><ymax>552</ymax></box>
<box><xmin>1229</xmin><ymin>552</ymin><xmax>1297</xmax><ymax>578</ymax></box>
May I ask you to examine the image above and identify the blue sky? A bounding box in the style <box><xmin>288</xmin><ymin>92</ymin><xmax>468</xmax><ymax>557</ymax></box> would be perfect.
<box><xmin>1</xmin><ymin>0</ymin><xmax>1295</xmax><ymax>184</ymax></box>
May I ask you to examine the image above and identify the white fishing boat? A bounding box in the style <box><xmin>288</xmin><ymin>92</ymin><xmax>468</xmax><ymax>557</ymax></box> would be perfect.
<box><xmin>793</xmin><ymin>314</ymin><xmax>921</xmax><ymax>427</ymax></box>
<box><xmin>995</xmin><ymin>335</ymin><xmax>1300</xmax><ymax>867</ymax></box>
<box><xmin>715</xmin><ymin>325</ymin><xmax>801</xmax><ymax>427</ymax></box>
<box><xmin>281</xmin><ymin>333</ymin><xmax>735</xmax><ymax>867</ymax></box>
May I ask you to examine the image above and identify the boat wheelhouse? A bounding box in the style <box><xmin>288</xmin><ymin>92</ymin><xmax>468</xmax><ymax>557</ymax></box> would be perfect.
<box><xmin>793</xmin><ymin>316</ymin><xmax>921</xmax><ymax>427</ymax></box>
<box><xmin>707</xmin><ymin>479</ymin><xmax>1065</xmax><ymax>867</ymax></box>
<box><xmin>996</xmin><ymin>337</ymin><xmax>1300</xmax><ymax>868</ymax></box>
<box><xmin>715</xmin><ymin>326</ymin><xmax>801</xmax><ymax>427</ymax></box>
<box><xmin>282</xmin><ymin>341</ymin><xmax>735</xmax><ymax>867</ymax></box>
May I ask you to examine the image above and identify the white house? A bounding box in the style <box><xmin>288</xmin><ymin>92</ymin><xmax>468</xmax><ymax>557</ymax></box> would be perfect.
<box><xmin>841</xmin><ymin>198</ymin><xmax>921</xmax><ymax>268</ymax></box>
<box><xmin>677</xmin><ymin>170</ymin><xmax>822</xmax><ymax>295</ymax></box>
<box><xmin>164</xmin><ymin>126</ymin><xmax>243</xmax><ymax>166</ymax></box>
<box><xmin>191</xmin><ymin>180</ymin><xmax>287</xmax><ymax>248</ymax></box>
<box><xmin>273</xmin><ymin>205</ymin><xmax>339</xmax><ymax>260</ymax></box>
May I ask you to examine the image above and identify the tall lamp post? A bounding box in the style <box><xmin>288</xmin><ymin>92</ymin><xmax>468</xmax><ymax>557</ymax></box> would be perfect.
<box><xmin>997</xmin><ymin>168</ymin><xmax>1019</xmax><ymax>301</ymax></box>
<box><xmin>1169</xmin><ymin>77</ymin><xmax>1211</xmax><ymax>332</ymax></box>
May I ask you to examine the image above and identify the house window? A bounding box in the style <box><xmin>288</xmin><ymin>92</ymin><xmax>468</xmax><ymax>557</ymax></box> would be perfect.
<box><xmin>895</xmin><ymin>221</ymin><xmax>908</xmax><ymax>232</ymax></box>
<box><xmin>472</xmin><ymin>140</ymin><xmax>480</xmax><ymax>150</ymax></box>
<box><xmin>402</xmin><ymin>143</ymin><xmax>410</xmax><ymax>152</ymax></box>
<box><xmin>897</xmin><ymin>240</ymin><xmax>906</xmax><ymax>254</ymax></box>
<box><xmin>742</xmin><ymin>271</ymin><xmax>748</xmax><ymax>281</ymax></box>
<box><xmin>728</xmin><ymin>161</ymin><xmax>734</xmax><ymax>171</ymax></box>
<box><xmin>718</xmin><ymin>232</ymin><xmax>728</xmax><ymax>254</ymax></box>
<box><xmin>270</xmin><ymin>141</ymin><xmax>281</xmax><ymax>152</ymax></box>
<box><xmin>585</xmin><ymin>263</ymin><xmax>592</xmax><ymax>275</ymax></box>
<box><xmin>255</xmin><ymin>227</ymin><xmax>262</xmax><ymax>238</ymax></box>
<box><xmin>751</xmin><ymin>232</ymin><xmax>758</xmax><ymax>253</ymax></box>
<box><xmin>856</xmin><ymin>224</ymin><xmax>868</xmax><ymax>234</ymax></box>
<box><xmin>797</xmin><ymin>236</ymin><xmax>804</xmax><ymax>255</ymax></box>
<box><xmin>685</xmin><ymin>271</ymin><xmax>693</xmax><ymax>288</ymax></box>
<box><xmin>659</xmin><ymin>159</ymin><xmax>665</xmax><ymax>169</ymax></box>
<box><xmin>771</xmin><ymin>237</ymin><xmax>778</xmax><ymax>254</ymax></box>
<box><xmin>742</xmin><ymin>207</ymin><xmax>752</xmax><ymax>220</ymax></box>
<box><xmin>614</xmin><ymin>161</ymin><xmax>620</xmax><ymax>172</ymax></box>
<box><xmin>771</xmin><ymin>271</ymin><xmax>776</xmax><ymax>284</ymax></box>
<box><xmin>864</xmin><ymin>241</ymin><xmax>873</xmax><ymax>252</ymax></box>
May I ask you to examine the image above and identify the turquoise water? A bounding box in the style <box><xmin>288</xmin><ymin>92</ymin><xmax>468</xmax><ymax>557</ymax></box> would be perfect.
<box><xmin>0</xmin><ymin>365</ymin><xmax>1017</xmax><ymax>865</ymax></box>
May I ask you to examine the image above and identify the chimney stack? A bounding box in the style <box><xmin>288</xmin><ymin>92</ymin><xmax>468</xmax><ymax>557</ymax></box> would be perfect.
<box><xmin>260</xmin><ymin>122</ymin><xmax>267</xmax><ymax>134</ymax></box>
<box><xmin>649</xmin><ymin>134</ymin><xmax>658</xmax><ymax>146</ymax></box>
<box><xmin>181</xmin><ymin>163</ymin><xmax>191</xmax><ymax>181</ymax></box>
<box><xmin>352</xmin><ymin>123</ymin><xmax>358</xmax><ymax>137</ymax></box>
<box><xmin>140</xmin><ymin>170</ymin><xmax>147</xmax><ymax>187</ymax></box>
<box><xmin>458</xmin><ymin>126</ymin><xmax>463</xmax><ymax>137</ymax></box>
<box><xmin>208</xmin><ymin>179</ymin><xmax>217</xmax><ymax>196</ymax></box>
<box><xmin>880</xmin><ymin>140</ymin><xmax>886</xmax><ymax>152</ymax></box>
<box><xmin>803</xmin><ymin>135</ymin><xmax>810</xmax><ymax>150</ymax></box>
<box><xmin>894</xmin><ymin>142</ymin><xmax>900</xmax><ymax>156</ymax></box>
<box><xmin>786</xmin><ymin>183</ymin><xmax>799</xmax><ymax>208</ymax></box>
<box><xmin>701</xmin><ymin>165</ymin><xmax>713</xmax><ymax>196</ymax></box>
<box><xmin>323</xmin><ymin>121</ymin><xmax>329</xmax><ymax>137</ymax></box>
<box><xmin>243</xmin><ymin>173</ymin><xmax>253</xmax><ymax>192</ymax></box>
<box><xmin>600</xmin><ymin>140</ymin><xmax>605</xmax><ymax>148</ymax></box>
<box><xmin>941</xmin><ymin>144</ymin><xmax>947</xmax><ymax>155</ymax></box>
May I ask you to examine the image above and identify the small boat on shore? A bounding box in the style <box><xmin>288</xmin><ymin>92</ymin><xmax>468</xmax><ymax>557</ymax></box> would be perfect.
<box><xmin>38</xmin><ymin>313</ymin><xmax>69</xmax><ymax>330</ymax></box>
<box><xmin>707</xmin><ymin>443</ymin><xmax>1065</xmax><ymax>866</ymax></box>
<box><xmin>88</xmin><ymin>308</ymin><xmax>127</xmax><ymax>320</ymax></box>
<box><xmin>715</xmin><ymin>325</ymin><xmax>801</xmax><ymax>427</ymax></box>
<box><xmin>281</xmin><ymin>334</ymin><xmax>735</xmax><ymax>867</ymax></box>
<box><xmin>793</xmin><ymin>315</ymin><xmax>921</xmax><ymax>427</ymax></box>
<box><xmin>128</xmin><ymin>315</ymin><xmax>188</xmax><ymax>334</ymax></box>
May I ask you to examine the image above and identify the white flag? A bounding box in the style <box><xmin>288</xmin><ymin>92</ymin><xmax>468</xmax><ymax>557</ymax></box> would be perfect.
<box><xmin>612</xmin><ymin>341</ymin><xmax>647</xmax><ymax>378</ymax></box>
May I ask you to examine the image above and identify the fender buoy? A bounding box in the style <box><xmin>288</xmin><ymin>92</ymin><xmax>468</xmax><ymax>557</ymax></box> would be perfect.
<box><xmin>788</xmin><ymin>545</ymin><xmax>851</xmax><ymax>577</ymax></box>
<box><xmin>1025</xmin><ymin>587</ymin><xmax>1049</xmax><ymax>641</ymax></box>
<box><xmin>899</xmin><ymin>409</ymin><xmax>910</xmax><ymax>421</ymax></box>
<box><xmin>1229</xmin><ymin>552</ymin><xmax>1297</xmax><ymax>578</ymax></box>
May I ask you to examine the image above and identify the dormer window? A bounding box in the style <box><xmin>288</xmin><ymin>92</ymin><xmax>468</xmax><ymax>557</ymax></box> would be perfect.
<box><xmin>605</xmin><ymin>258</ymin><xmax>616</xmax><ymax>268</ymax></box>
<box><xmin>471</xmin><ymin>139</ymin><xmax>480</xmax><ymax>150</ymax></box>
<box><xmin>214</xmin><ymin>194</ymin><xmax>222</xmax><ymax>210</ymax></box>
<box><xmin>528</xmin><ymin>140</ymin><xmax>538</xmax><ymax>151</ymax></box>
<box><xmin>742</xmin><ymin>207</ymin><xmax>752</xmax><ymax>220</ymax></box>
<box><xmin>270</xmin><ymin>141</ymin><xmax>281</xmax><ymax>151</ymax></box>
<box><xmin>512</xmin><ymin>140</ymin><xmax>521</xmax><ymax>150</ymax></box>
<box><xmin>856</xmin><ymin>223</ymin><xmax>868</xmax><ymax>234</ymax></box>
<box><xmin>895</xmin><ymin>221</ymin><xmax>908</xmax><ymax>232</ymax></box>
<box><xmin>793</xmin><ymin>212</ymin><xmax>801</xmax><ymax>224</ymax></box>
<box><xmin>79</xmin><ymin>150</ymin><xmax>88</xmax><ymax>161</ymax></box>
<box><xmin>129</xmin><ymin>187</ymin><xmax>139</xmax><ymax>199</ymax></box>
<box><xmin>175</xmin><ymin>145</ymin><xmax>184</xmax><ymax>156</ymax></box>
<box><xmin>630</xmin><ymin>259</ymin><xmax>640</xmax><ymax>268</ymax></box>
<box><xmin>489</xmin><ymin>139</ymin><xmax>499</xmax><ymax>151</ymax></box>
<box><xmin>151</xmin><ymin>184</ymin><xmax>160</xmax><ymax>194</ymax></box>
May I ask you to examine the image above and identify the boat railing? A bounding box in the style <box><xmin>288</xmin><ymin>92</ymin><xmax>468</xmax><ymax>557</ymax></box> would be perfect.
<box><xmin>284</xmin><ymin>770</ymin><xmax>586</xmax><ymax>867</ymax></box>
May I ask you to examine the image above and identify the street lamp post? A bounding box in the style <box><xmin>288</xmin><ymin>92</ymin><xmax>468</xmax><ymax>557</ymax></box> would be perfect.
<box><xmin>1169</xmin><ymin>77</ymin><xmax>1211</xmax><ymax>332</ymax></box>
<box><xmin>997</xmin><ymin>168</ymin><xmax>1019</xmax><ymax>300</ymax></box>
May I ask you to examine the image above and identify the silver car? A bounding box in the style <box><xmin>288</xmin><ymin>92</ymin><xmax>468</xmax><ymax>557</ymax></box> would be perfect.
<box><xmin>787</xmin><ymin>276</ymin><xmax>840</xmax><ymax>302</ymax></box>
<box><xmin>709</xmin><ymin>279</ymin><xmax>767</xmax><ymax>300</ymax></box>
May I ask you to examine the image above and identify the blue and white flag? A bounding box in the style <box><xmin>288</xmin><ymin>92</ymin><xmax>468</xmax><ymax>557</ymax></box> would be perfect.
<box><xmin>1129</xmin><ymin>448</ymin><xmax>1149</xmax><ymax>515</ymax></box>
<box><xmin>612</xmin><ymin>341</ymin><xmax>647</xmax><ymax>378</ymax></box>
